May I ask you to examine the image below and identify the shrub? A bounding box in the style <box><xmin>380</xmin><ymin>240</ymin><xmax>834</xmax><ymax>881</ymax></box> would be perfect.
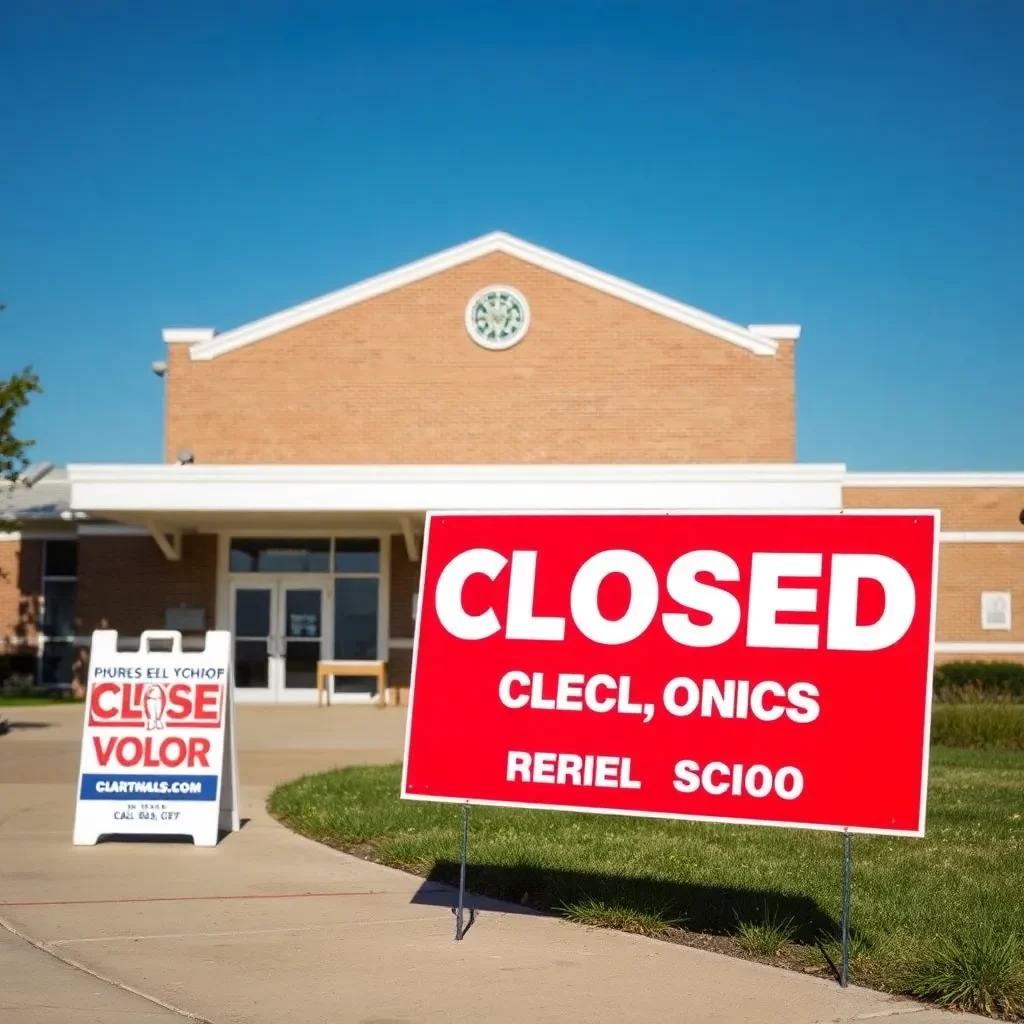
<box><xmin>0</xmin><ymin>653</ymin><xmax>38</xmax><ymax>695</ymax></box>
<box><xmin>904</xmin><ymin>927</ymin><xmax>1024</xmax><ymax>1017</ymax></box>
<box><xmin>933</xmin><ymin>661</ymin><xmax>1024</xmax><ymax>703</ymax></box>
<box><xmin>816</xmin><ymin>930</ymin><xmax>875</xmax><ymax>980</ymax></box>
<box><xmin>733</xmin><ymin>903</ymin><xmax>797</xmax><ymax>957</ymax></box>
<box><xmin>562</xmin><ymin>896</ymin><xmax>678</xmax><ymax>936</ymax></box>
<box><xmin>931</xmin><ymin>704</ymin><xmax>1024</xmax><ymax>751</ymax></box>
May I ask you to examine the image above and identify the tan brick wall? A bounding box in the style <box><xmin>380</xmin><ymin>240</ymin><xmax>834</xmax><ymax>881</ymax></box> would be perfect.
<box><xmin>0</xmin><ymin>538</ymin><xmax>42</xmax><ymax>649</ymax></box>
<box><xmin>843</xmin><ymin>486</ymin><xmax>1024</xmax><ymax>661</ymax></box>
<box><xmin>387</xmin><ymin>646</ymin><xmax>413</xmax><ymax>693</ymax></box>
<box><xmin>166</xmin><ymin>253</ymin><xmax>795</xmax><ymax>465</ymax></box>
<box><xmin>76</xmin><ymin>534</ymin><xmax>217</xmax><ymax>636</ymax></box>
<box><xmin>935</xmin><ymin>544</ymin><xmax>1024</xmax><ymax>643</ymax></box>
<box><xmin>843</xmin><ymin>487</ymin><xmax>1024</xmax><ymax>532</ymax></box>
<box><xmin>388</xmin><ymin>534</ymin><xmax>421</xmax><ymax>641</ymax></box>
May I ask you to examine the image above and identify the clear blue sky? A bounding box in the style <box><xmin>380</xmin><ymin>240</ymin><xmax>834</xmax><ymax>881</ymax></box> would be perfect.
<box><xmin>2</xmin><ymin>1</ymin><xmax>1021</xmax><ymax>470</ymax></box>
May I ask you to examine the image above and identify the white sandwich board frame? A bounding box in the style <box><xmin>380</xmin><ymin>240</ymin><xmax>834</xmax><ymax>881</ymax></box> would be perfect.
<box><xmin>72</xmin><ymin>629</ymin><xmax>239</xmax><ymax>847</ymax></box>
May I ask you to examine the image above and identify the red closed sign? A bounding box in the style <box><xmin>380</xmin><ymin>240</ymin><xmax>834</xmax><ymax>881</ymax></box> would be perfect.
<box><xmin>401</xmin><ymin>511</ymin><xmax>939</xmax><ymax>836</ymax></box>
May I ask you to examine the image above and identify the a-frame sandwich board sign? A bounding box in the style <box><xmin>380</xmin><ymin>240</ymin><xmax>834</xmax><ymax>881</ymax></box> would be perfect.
<box><xmin>73</xmin><ymin>629</ymin><xmax>239</xmax><ymax>847</ymax></box>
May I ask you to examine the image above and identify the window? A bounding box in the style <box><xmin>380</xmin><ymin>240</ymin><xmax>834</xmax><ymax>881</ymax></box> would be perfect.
<box><xmin>229</xmin><ymin>538</ymin><xmax>330</xmax><ymax>573</ymax></box>
<box><xmin>44</xmin><ymin>540</ymin><xmax>78</xmax><ymax>577</ymax></box>
<box><xmin>334</xmin><ymin>578</ymin><xmax>379</xmax><ymax>659</ymax></box>
<box><xmin>334</xmin><ymin>539</ymin><xmax>382</xmax><ymax>696</ymax></box>
<box><xmin>39</xmin><ymin>540</ymin><xmax>79</xmax><ymax>687</ymax></box>
<box><xmin>42</xmin><ymin>579</ymin><xmax>76</xmax><ymax>636</ymax></box>
<box><xmin>334</xmin><ymin>538</ymin><xmax>380</xmax><ymax>574</ymax></box>
<box><xmin>40</xmin><ymin>641</ymin><xmax>75</xmax><ymax>686</ymax></box>
<box><xmin>981</xmin><ymin>592</ymin><xmax>1011</xmax><ymax>631</ymax></box>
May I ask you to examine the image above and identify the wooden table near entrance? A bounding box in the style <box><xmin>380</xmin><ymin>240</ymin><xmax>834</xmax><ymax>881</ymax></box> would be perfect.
<box><xmin>316</xmin><ymin>660</ymin><xmax>389</xmax><ymax>708</ymax></box>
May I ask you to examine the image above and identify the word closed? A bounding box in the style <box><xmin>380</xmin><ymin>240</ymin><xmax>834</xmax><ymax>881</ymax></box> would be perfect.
<box><xmin>402</xmin><ymin>512</ymin><xmax>939</xmax><ymax>837</ymax></box>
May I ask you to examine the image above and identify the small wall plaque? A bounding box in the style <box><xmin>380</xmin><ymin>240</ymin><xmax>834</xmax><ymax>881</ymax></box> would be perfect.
<box><xmin>165</xmin><ymin>606</ymin><xmax>206</xmax><ymax>632</ymax></box>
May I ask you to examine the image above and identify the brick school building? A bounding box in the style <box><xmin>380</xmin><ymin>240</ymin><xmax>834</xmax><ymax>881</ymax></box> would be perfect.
<box><xmin>2</xmin><ymin>233</ymin><xmax>1021</xmax><ymax>699</ymax></box>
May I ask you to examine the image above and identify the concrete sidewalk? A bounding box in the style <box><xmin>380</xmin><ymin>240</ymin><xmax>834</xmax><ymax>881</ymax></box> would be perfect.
<box><xmin>0</xmin><ymin>704</ymin><xmax>983</xmax><ymax>1023</ymax></box>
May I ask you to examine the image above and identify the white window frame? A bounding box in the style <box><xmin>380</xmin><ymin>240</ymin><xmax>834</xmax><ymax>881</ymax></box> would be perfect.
<box><xmin>980</xmin><ymin>591</ymin><xmax>1012</xmax><ymax>632</ymax></box>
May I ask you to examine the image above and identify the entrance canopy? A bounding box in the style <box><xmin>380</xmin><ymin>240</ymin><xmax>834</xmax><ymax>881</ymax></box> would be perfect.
<box><xmin>67</xmin><ymin>462</ymin><xmax>844</xmax><ymax>558</ymax></box>
<box><xmin>68</xmin><ymin>463</ymin><xmax>844</xmax><ymax>518</ymax></box>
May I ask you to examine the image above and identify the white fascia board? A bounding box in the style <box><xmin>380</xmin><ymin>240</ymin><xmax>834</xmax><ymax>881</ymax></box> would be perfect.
<box><xmin>187</xmin><ymin>232</ymin><xmax>779</xmax><ymax>361</ymax></box>
<box><xmin>163</xmin><ymin>328</ymin><xmax>215</xmax><ymax>344</ymax></box>
<box><xmin>934</xmin><ymin>641</ymin><xmax>1024</xmax><ymax>654</ymax></box>
<box><xmin>67</xmin><ymin>463</ymin><xmax>845</xmax><ymax>515</ymax></box>
<box><xmin>846</xmin><ymin>472</ymin><xmax>1024</xmax><ymax>487</ymax></box>
<box><xmin>747</xmin><ymin>324</ymin><xmax>802</xmax><ymax>341</ymax></box>
<box><xmin>940</xmin><ymin>531</ymin><xmax>1024</xmax><ymax>543</ymax></box>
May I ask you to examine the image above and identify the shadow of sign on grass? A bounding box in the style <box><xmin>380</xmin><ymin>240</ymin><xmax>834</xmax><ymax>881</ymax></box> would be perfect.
<box><xmin>410</xmin><ymin>859</ymin><xmax>839</xmax><ymax>948</ymax></box>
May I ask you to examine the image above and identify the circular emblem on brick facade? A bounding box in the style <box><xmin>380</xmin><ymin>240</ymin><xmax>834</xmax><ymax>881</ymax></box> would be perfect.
<box><xmin>465</xmin><ymin>286</ymin><xmax>530</xmax><ymax>350</ymax></box>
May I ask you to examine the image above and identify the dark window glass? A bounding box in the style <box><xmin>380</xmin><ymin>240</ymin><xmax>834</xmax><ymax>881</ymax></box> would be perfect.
<box><xmin>42</xmin><ymin>580</ymin><xmax>76</xmax><ymax>637</ymax></box>
<box><xmin>41</xmin><ymin>641</ymin><xmax>74</xmax><ymax>685</ymax></box>
<box><xmin>234</xmin><ymin>588</ymin><xmax>271</xmax><ymax>637</ymax></box>
<box><xmin>334</xmin><ymin>578</ymin><xmax>379</xmax><ymax>660</ymax></box>
<box><xmin>234</xmin><ymin>640</ymin><xmax>268</xmax><ymax>688</ymax></box>
<box><xmin>283</xmin><ymin>641</ymin><xmax>318</xmax><ymax>689</ymax></box>
<box><xmin>44</xmin><ymin>540</ymin><xmax>78</xmax><ymax>577</ymax></box>
<box><xmin>334</xmin><ymin>538</ymin><xmax>380</xmax><ymax>574</ymax></box>
<box><xmin>229</xmin><ymin>538</ymin><xmax>329</xmax><ymax>573</ymax></box>
<box><xmin>284</xmin><ymin>589</ymin><xmax>322</xmax><ymax>639</ymax></box>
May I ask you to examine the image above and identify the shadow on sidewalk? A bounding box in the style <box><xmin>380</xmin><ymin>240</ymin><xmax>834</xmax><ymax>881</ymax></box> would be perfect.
<box><xmin>410</xmin><ymin>859</ymin><xmax>837</xmax><ymax>946</ymax></box>
<box><xmin>95</xmin><ymin>818</ymin><xmax>252</xmax><ymax>845</ymax></box>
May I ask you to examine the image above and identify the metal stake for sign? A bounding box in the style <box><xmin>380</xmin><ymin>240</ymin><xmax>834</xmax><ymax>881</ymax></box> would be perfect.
<box><xmin>840</xmin><ymin>830</ymin><xmax>853</xmax><ymax>988</ymax></box>
<box><xmin>455</xmin><ymin>802</ymin><xmax>470</xmax><ymax>941</ymax></box>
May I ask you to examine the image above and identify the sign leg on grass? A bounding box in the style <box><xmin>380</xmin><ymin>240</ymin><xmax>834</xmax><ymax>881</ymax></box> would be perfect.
<box><xmin>401</xmin><ymin>511</ymin><xmax>938</xmax><ymax>965</ymax></box>
<box><xmin>841</xmin><ymin>831</ymin><xmax>853</xmax><ymax>987</ymax></box>
<box><xmin>455</xmin><ymin>802</ymin><xmax>471</xmax><ymax>941</ymax></box>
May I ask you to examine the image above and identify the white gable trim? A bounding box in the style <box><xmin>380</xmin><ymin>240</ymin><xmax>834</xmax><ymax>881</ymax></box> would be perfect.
<box><xmin>747</xmin><ymin>324</ymin><xmax>802</xmax><ymax>341</ymax></box>
<box><xmin>163</xmin><ymin>328</ymin><xmax>215</xmax><ymax>344</ymax></box>
<box><xmin>186</xmin><ymin>232</ymin><xmax>783</xmax><ymax>361</ymax></box>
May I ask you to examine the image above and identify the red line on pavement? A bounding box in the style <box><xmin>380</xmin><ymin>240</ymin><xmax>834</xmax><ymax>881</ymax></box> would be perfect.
<box><xmin>0</xmin><ymin>891</ymin><xmax>386</xmax><ymax>908</ymax></box>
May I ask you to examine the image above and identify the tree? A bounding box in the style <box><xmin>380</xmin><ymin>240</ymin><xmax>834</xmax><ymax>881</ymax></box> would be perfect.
<box><xmin>0</xmin><ymin>347</ymin><xmax>43</xmax><ymax>700</ymax></box>
<box><xmin>0</xmin><ymin>366</ymin><xmax>42</xmax><ymax>485</ymax></box>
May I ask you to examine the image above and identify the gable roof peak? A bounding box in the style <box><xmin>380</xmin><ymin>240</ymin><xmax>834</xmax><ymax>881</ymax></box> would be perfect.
<box><xmin>185</xmin><ymin>231</ymin><xmax>790</xmax><ymax>361</ymax></box>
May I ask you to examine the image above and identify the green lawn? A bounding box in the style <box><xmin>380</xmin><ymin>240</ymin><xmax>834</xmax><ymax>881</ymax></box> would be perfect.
<box><xmin>269</xmin><ymin>747</ymin><xmax>1024</xmax><ymax>1017</ymax></box>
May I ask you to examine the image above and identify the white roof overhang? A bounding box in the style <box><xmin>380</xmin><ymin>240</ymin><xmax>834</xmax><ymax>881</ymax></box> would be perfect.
<box><xmin>67</xmin><ymin>463</ymin><xmax>845</xmax><ymax>530</ymax></box>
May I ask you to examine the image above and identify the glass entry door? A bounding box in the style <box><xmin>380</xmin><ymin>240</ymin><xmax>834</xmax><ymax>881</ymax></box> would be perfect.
<box><xmin>231</xmin><ymin>580</ymin><xmax>327</xmax><ymax>703</ymax></box>
<box><xmin>277</xmin><ymin>583</ymin><xmax>327</xmax><ymax>700</ymax></box>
